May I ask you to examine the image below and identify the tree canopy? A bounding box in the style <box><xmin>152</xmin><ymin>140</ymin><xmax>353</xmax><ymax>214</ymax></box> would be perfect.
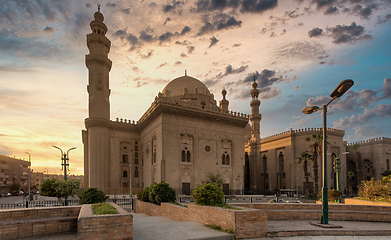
<box><xmin>40</xmin><ymin>178</ymin><xmax>80</xmax><ymax>200</ymax></box>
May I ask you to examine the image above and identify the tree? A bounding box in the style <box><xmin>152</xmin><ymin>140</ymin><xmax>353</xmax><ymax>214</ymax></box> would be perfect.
<box><xmin>202</xmin><ymin>173</ymin><xmax>224</xmax><ymax>187</ymax></box>
<box><xmin>40</xmin><ymin>178</ymin><xmax>80</xmax><ymax>201</ymax></box>
<box><xmin>381</xmin><ymin>170</ymin><xmax>391</xmax><ymax>177</ymax></box>
<box><xmin>149</xmin><ymin>182</ymin><xmax>176</xmax><ymax>205</ymax></box>
<box><xmin>79</xmin><ymin>188</ymin><xmax>108</xmax><ymax>204</ymax></box>
<box><xmin>297</xmin><ymin>152</ymin><xmax>313</xmax><ymax>195</ymax></box>
<box><xmin>305</xmin><ymin>134</ymin><xmax>323</xmax><ymax>193</ymax></box>
<box><xmin>10</xmin><ymin>183</ymin><xmax>21</xmax><ymax>193</ymax></box>
<box><xmin>349</xmin><ymin>143</ymin><xmax>362</xmax><ymax>184</ymax></box>
<box><xmin>192</xmin><ymin>182</ymin><xmax>224</xmax><ymax>206</ymax></box>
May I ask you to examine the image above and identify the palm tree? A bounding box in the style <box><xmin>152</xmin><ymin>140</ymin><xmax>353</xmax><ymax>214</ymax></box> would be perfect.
<box><xmin>297</xmin><ymin>152</ymin><xmax>313</xmax><ymax>195</ymax></box>
<box><xmin>347</xmin><ymin>171</ymin><xmax>355</xmax><ymax>197</ymax></box>
<box><xmin>348</xmin><ymin>143</ymin><xmax>362</xmax><ymax>184</ymax></box>
<box><xmin>305</xmin><ymin>134</ymin><xmax>323</xmax><ymax>193</ymax></box>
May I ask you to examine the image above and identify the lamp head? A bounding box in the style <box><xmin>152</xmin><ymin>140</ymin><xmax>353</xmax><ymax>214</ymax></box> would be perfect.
<box><xmin>302</xmin><ymin>106</ymin><xmax>320</xmax><ymax>114</ymax></box>
<box><xmin>330</xmin><ymin>79</ymin><xmax>354</xmax><ymax>99</ymax></box>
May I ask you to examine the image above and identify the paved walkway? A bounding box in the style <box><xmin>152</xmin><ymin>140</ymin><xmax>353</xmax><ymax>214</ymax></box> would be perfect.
<box><xmin>23</xmin><ymin>213</ymin><xmax>391</xmax><ymax>240</ymax></box>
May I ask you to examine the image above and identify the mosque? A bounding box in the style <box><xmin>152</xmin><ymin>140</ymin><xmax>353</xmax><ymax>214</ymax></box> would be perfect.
<box><xmin>82</xmin><ymin>8</ymin><xmax>391</xmax><ymax>196</ymax></box>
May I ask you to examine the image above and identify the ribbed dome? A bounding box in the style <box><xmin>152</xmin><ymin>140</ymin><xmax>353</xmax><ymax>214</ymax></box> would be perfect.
<box><xmin>161</xmin><ymin>75</ymin><xmax>210</xmax><ymax>97</ymax></box>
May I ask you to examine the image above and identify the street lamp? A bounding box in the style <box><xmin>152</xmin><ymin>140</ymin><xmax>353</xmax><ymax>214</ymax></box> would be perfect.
<box><xmin>25</xmin><ymin>152</ymin><xmax>32</xmax><ymax>201</ymax></box>
<box><xmin>302</xmin><ymin>79</ymin><xmax>354</xmax><ymax>224</ymax></box>
<box><xmin>331</xmin><ymin>152</ymin><xmax>349</xmax><ymax>202</ymax></box>
<box><xmin>53</xmin><ymin>146</ymin><xmax>76</xmax><ymax>206</ymax></box>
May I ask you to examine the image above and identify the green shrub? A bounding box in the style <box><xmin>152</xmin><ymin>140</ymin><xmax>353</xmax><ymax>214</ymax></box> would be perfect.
<box><xmin>328</xmin><ymin>189</ymin><xmax>342</xmax><ymax>202</ymax></box>
<box><xmin>92</xmin><ymin>202</ymin><xmax>118</xmax><ymax>215</ymax></box>
<box><xmin>149</xmin><ymin>182</ymin><xmax>176</xmax><ymax>205</ymax></box>
<box><xmin>358</xmin><ymin>176</ymin><xmax>391</xmax><ymax>201</ymax></box>
<box><xmin>192</xmin><ymin>182</ymin><xmax>224</xmax><ymax>206</ymax></box>
<box><xmin>137</xmin><ymin>187</ymin><xmax>151</xmax><ymax>202</ymax></box>
<box><xmin>79</xmin><ymin>188</ymin><xmax>108</xmax><ymax>204</ymax></box>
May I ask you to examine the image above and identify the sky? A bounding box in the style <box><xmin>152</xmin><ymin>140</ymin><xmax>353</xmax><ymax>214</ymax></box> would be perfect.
<box><xmin>1</xmin><ymin>0</ymin><xmax>390</xmax><ymax>175</ymax></box>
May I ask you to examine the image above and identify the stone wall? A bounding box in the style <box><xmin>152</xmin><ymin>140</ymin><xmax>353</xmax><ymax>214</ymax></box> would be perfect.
<box><xmin>77</xmin><ymin>203</ymin><xmax>132</xmax><ymax>240</ymax></box>
<box><xmin>233</xmin><ymin>203</ymin><xmax>391</xmax><ymax>222</ymax></box>
<box><xmin>134</xmin><ymin>200</ymin><xmax>267</xmax><ymax>238</ymax></box>
<box><xmin>0</xmin><ymin>206</ymin><xmax>80</xmax><ymax>240</ymax></box>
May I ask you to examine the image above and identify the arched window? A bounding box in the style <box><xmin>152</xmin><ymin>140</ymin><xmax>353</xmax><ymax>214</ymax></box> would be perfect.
<box><xmin>135</xmin><ymin>167</ymin><xmax>139</xmax><ymax>178</ymax></box>
<box><xmin>278</xmin><ymin>152</ymin><xmax>284</xmax><ymax>173</ymax></box>
<box><xmin>222</xmin><ymin>152</ymin><xmax>230</xmax><ymax>165</ymax></box>
<box><xmin>123</xmin><ymin>171</ymin><xmax>128</xmax><ymax>178</ymax></box>
<box><xmin>387</xmin><ymin>159</ymin><xmax>390</xmax><ymax>171</ymax></box>
<box><xmin>186</xmin><ymin>150</ymin><xmax>191</xmax><ymax>162</ymax></box>
<box><xmin>182</xmin><ymin>150</ymin><xmax>186</xmax><ymax>162</ymax></box>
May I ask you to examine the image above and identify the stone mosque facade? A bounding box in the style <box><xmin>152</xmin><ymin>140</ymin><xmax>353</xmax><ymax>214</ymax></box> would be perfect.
<box><xmin>83</xmin><ymin>9</ymin><xmax>391</xmax><ymax>196</ymax></box>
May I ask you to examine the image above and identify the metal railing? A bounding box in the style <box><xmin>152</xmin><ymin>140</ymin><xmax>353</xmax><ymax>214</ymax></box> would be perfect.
<box><xmin>0</xmin><ymin>198</ymin><xmax>134</xmax><ymax>211</ymax></box>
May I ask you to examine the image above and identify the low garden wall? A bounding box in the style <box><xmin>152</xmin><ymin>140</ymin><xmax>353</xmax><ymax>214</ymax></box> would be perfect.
<box><xmin>134</xmin><ymin>199</ymin><xmax>267</xmax><ymax>239</ymax></box>
<box><xmin>77</xmin><ymin>203</ymin><xmax>133</xmax><ymax>240</ymax></box>
<box><xmin>232</xmin><ymin>203</ymin><xmax>391</xmax><ymax>222</ymax></box>
<box><xmin>345</xmin><ymin>198</ymin><xmax>391</xmax><ymax>207</ymax></box>
<box><xmin>0</xmin><ymin>206</ymin><xmax>80</xmax><ymax>240</ymax></box>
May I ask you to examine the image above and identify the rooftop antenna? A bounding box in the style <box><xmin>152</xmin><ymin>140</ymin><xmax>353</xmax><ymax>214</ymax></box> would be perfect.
<box><xmin>97</xmin><ymin>3</ymin><xmax>101</xmax><ymax>12</ymax></box>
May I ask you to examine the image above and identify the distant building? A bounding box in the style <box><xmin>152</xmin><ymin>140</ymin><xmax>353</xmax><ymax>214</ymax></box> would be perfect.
<box><xmin>346</xmin><ymin>137</ymin><xmax>391</xmax><ymax>192</ymax></box>
<box><xmin>0</xmin><ymin>155</ymin><xmax>31</xmax><ymax>194</ymax></box>
<box><xmin>245</xmin><ymin>128</ymin><xmax>346</xmax><ymax>194</ymax></box>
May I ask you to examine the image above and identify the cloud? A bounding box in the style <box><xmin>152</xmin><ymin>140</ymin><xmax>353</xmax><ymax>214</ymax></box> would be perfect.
<box><xmin>274</xmin><ymin>41</ymin><xmax>327</xmax><ymax>61</ymax></box>
<box><xmin>294</xmin><ymin>85</ymin><xmax>301</xmax><ymax>90</ymax></box>
<box><xmin>141</xmin><ymin>50</ymin><xmax>154</xmax><ymax>58</ymax></box>
<box><xmin>333</xmin><ymin>103</ymin><xmax>391</xmax><ymax>129</ymax></box>
<box><xmin>197</xmin><ymin>14</ymin><xmax>242</xmax><ymax>35</ymax></box>
<box><xmin>209</xmin><ymin>36</ymin><xmax>219</xmax><ymax>47</ymax></box>
<box><xmin>43</xmin><ymin>26</ymin><xmax>57</xmax><ymax>34</ymax></box>
<box><xmin>194</xmin><ymin>0</ymin><xmax>240</xmax><ymax>11</ymax></box>
<box><xmin>243</xmin><ymin>69</ymin><xmax>284</xmax><ymax>89</ymax></box>
<box><xmin>350</xmin><ymin>3</ymin><xmax>378</xmax><ymax>19</ymax></box>
<box><xmin>324</xmin><ymin>5</ymin><xmax>338</xmax><ymax>15</ymax></box>
<box><xmin>241</xmin><ymin>0</ymin><xmax>278</xmax><ymax>13</ymax></box>
<box><xmin>326</xmin><ymin>22</ymin><xmax>373</xmax><ymax>44</ymax></box>
<box><xmin>311</xmin><ymin>0</ymin><xmax>336</xmax><ymax>10</ymax></box>
<box><xmin>306</xmin><ymin>96</ymin><xmax>330</xmax><ymax>107</ymax></box>
<box><xmin>216</xmin><ymin>64</ymin><xmax>248</xmax><ymax>78</ymax></box>
<box><xmin>381</xmin><ymin>78</ymin><xmax>391</xmax><ymax>99</ymax></box>
<box><xmin>377</xmin><ymin>14</ymin><xmax>391</xmax><ymax>24</ymax></box>
<box><xmin>259</xmin><ymin>86</ymin><xmax>281</xmax><ymax>100</ymax></box>
<box><xmin>308</xmin><ymin>27</ymin><xmax>323</xmax><ymax>38</ymax></box>
<box><xmin>163</xmin><ymin>1</ymin><xmax>183</xmax><ymax>13</ymax></box>
<box><xmin>187</xmin><ymin>45</ymin><xmax>195</xmax><ymax>54</ymax></box>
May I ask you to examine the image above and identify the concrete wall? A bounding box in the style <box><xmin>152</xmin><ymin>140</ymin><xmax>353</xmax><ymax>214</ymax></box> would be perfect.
<box><xmin>134</xmin><ymin>199</ymin><xmax>267</xmax><ymax>239</ymax></box>
<box><xmin>77</xmin><ymin>203</ymin><xmax>133</xmax><ymax>240</ymax></box>
<box><xmin>0</xmin><ymin>206</ymin><xmax>80</xmax><ymax>240</ymax></box>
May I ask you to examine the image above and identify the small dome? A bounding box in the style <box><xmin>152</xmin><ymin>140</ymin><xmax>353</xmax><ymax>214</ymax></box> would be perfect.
<box><xmin>94</xmin><ymin>11</ymin><xmax>104</xmax><ymax>22</ymax></box>
<box><xmin>162</xmin><ymin>75</ymin><xmax>210</xmax><ymax>97</ymax></box>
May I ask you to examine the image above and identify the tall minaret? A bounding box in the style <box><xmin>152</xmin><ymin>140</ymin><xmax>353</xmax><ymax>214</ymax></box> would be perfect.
<box><xmin>83</xmin><ymin>6</ymin><xmax>112</xmax><ymax>194</ymax></box>
<box><xmin>250</xmin><ymin>79</ymin><xmax>262</xmax><ymax>140</ymax></box>
<box><xmin>249</xmin><ymin>78</ymin><xmax>262</xmax><ymax>193</ymax></box>
<box><xmin>86</xmin><ymin>5</ymin><xmax>112</xmax><ymax>119</ymax></box>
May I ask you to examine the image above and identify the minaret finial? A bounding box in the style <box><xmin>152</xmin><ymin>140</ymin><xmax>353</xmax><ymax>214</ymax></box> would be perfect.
<box><xmin>185</xmin><ymin>70</ymin><xmax>187</xmax><ymax>76</ymax></box>
<box><xmin>97</xmin><ymin>4</ymin><xmax>101</xmax><ymax>12</ymax></box>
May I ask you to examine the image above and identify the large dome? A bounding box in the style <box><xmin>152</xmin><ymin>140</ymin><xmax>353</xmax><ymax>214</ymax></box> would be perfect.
<box><xmin>161</xmin><ymin>75</ymin><xmax>210</xmax><ymax>97</ymax></box>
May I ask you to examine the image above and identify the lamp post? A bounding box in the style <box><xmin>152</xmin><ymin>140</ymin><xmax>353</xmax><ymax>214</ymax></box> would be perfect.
<box><xmin>331</xmin><ymin>152</ymin><xmax>349</xmax><ymax>203</ymax></box>
<box><xmin>303</xmin><ymin>79</ymin><xmax>354</xmax><ymax>224</ymax></box>
<box><xmin>25</xmin><ymin>152</ymin><xmax>32</xmax><ymax>201</ymax></box>
<box><xmin>53</xmin><ymin>146</ymin><xmax>76</xmax><ymax>206</ymax></box>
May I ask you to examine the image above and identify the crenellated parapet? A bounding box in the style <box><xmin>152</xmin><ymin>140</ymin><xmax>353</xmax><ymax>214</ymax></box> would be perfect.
<box><xmin>137</xmin><ymin>95</ymin><xmax>249</xmax><ymax>125</ymax></box>
<box><xmin>347</xmin><ymin>137</ymin><xmax>391</xmax><ymax>147</ymax></box>
<box><xmin>259</xmin><ymin>127</ymin><xmax>345</xmax><ymax>144</ymax></box>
